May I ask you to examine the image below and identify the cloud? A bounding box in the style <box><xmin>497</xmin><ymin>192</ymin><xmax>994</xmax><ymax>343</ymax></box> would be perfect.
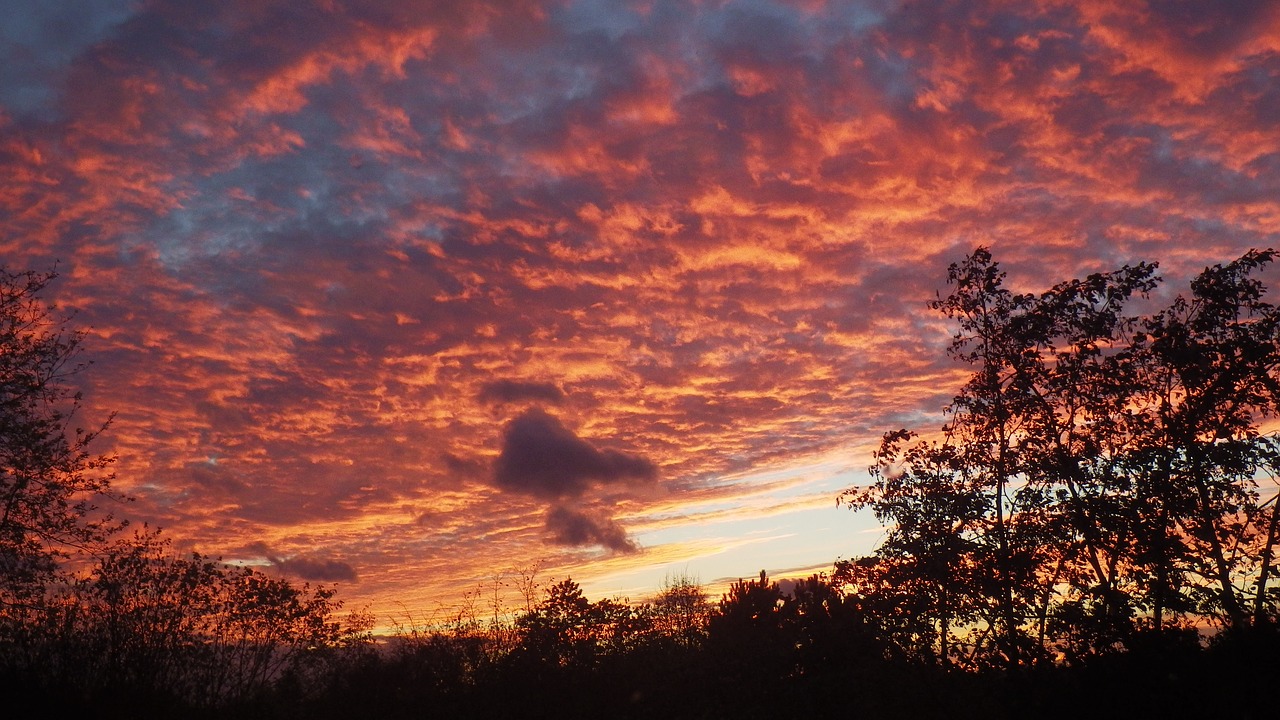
<box><xmin>0</xmin><ymin>0</ymin><xmax>137</xmax><ymax>122</ymax></box>
<box><xmin>239</xmin><ymin>541</ymin><xmax>359</xmax><ymax>582</ymax></box>
<box><xmin>478</xmin><ymin>379</ymin><xmax>565</xmax><ymax>405</ymax></box>
<box><xmin>494</xmin><ymin>408</ymin><xmax>658</xmax><ymax>500</ymax></box>
<box><xmin>268</xmin><ymin>555</ymin><xmax>359</xmax><ymax>583</ymax></box>
<box><xmin>3</xmin><ymin>0</ymin><xmax>1279</xmax><ymax>622</ymax></box>
<box><xmin>493</xmin><ymin>409</ymin><xmax>655</xmax><ymax>552</ymax></box>
<box><xmin>545</xmin><ymin>505</ymin><xmax>638</xmax><ymax>554</ymax></box>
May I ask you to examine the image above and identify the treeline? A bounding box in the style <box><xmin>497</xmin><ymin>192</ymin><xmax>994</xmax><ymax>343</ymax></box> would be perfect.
<box><xmin>320</xmin><ymin>569</ymin><xmax>1274</xmax><ymax>720</ymax></box>
<box><xmin>2</xmin><ymin>530</ymin><xmax>353</xmax><ymax>714</ymax></box>
<box><xmin>2</xmin><ymin>252</ymin><xmax>1279</xmax><ymax>718</ymax></box>
<box><xmin>291</xmin><ymin>572</ymin><xmax>954</xmax><ymax>719</ymax></box>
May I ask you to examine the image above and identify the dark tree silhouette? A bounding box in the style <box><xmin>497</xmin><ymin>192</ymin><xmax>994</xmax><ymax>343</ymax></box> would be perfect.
<box><xmin>14</xmin><ymin>528</ymin><xmax>349</xmax><ymax>709</ymax></box>
<box><xmin>0</xmin><ymin>267</ymin><xmax>119</xmax><ymax>586</ymax></box>
<box><xmin>512</xmin><ymin>577</ymin><xmax>641</xmax><ymax>671</ymax></box>
<box><xmin>841</xmin><ymin>436</ymin><xmax>987</xmax><ymax>666</ymax></box>
<box><xmin>1125</xmin><ymin>250</ymin><xmax>1280</xmax><ymax>631</ymax></box>
<box><xmin>0</xmin><ymin>266</ymin><xmax>121</xmax><ymax>677</ymax></box>
<box><xmin>649</xmin><ymin>573</ymin><xmax>710</xmax><ymax>646</ymax></box>
<box><xmin>844</xmin><ymin>248</ymin><xmax>1280</xmax><ymax>667</ymax></box>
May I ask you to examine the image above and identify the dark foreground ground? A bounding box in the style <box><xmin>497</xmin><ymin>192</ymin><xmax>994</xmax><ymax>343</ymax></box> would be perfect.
<box><xmin>13</xmin><ymin>628</ymin><xmax>1276</xmax><ymax>720</ymax></box>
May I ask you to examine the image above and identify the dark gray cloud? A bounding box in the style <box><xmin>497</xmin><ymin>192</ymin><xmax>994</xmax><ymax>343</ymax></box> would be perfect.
<box><xmin>478</xmin><ymin>379</ymin><xmax>565</xmax><ymax>405</ymax></box>
<box><xmin>269</xmin><ymin>555</ymin><xmax>358</xmax><ymax>583</ymax></box>
<box><xmin>494</xmin><ymin>408</ymin><xmax>657</xmax><ymax>500</ymax></box>
<box><xmin>240</xmin><ymin>541</ymin><xmax>358</xmax><ymax>582</ymax></box>
<box><xmin>1144</xmin><ymin>0</ymin><xmax>1276</xmax><ymax>58</ymax></box>
<box><xmin>185</xmin><ymin>459</ymin><xmax>251</xmax><ymax>498</ymax></box>
<box><xmin>545</xmin><ymin>505</ymin><xmax>637</xmax><ymax>554</ymax></box>
<box><xmin>493</xmin><ymin>409</ymin><xmax>655</xmax><ymax>551</ymax></box>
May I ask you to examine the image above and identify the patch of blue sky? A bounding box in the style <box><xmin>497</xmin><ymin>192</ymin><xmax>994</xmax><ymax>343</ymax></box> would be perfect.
<box><xmin>0</xmin><ymin>0</ymin><xmax>138</xmax><ymax>121</ymax></box>
<box><xmin>590</xmin><ymin>500</ymin><xmax>882</xmax><ymax>600</ymax></box>
<box><xmin>556</xmin><ymin>0</ymin><xmax>647</xmax><ymax>41</ymax></box>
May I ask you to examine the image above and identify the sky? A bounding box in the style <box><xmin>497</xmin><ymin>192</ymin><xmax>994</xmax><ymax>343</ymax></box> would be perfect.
<box><xmin>3</xmin><ymin>0</ymin><xmax>1280</xmax><ymax>623</ymax></box>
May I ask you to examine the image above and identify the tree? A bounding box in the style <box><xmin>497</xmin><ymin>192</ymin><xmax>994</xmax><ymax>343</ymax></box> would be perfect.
<box><xmin>844</xmin><ymin>247</ymin><xmax>1280</xmax><ymax>667</ymax></box>
<box><xmin>512</xmin><ymin>578</ymin><xmax>638</xmax><ymax>670</ymax></box>
<box><xmin>54</xmin><ymin>528</ymin><xmax>346</xmax><ymax>707</ymax></box>
<box><xmin>841</xmin><ymin>435</ymin><xmax>988</xmax><ymax>666</ymax></box>
<box><xmin>0</xmin><ymin>266</ymin><xmax>119</xmax><ymax>625</ymax></box>
<box><xmin>706</xmin><ymin>571</ymin><xmax>796</xmax><ymax>683</ymax></box>
<box><xmin>1124</xmin><ymin>249</ymin><xmax>1280</xmax><ymax>631</ymax></box>
<box><xmin>649</xmin><ymin>573</ymin><xmax>710</xmax><ymax>646</ymax></box>
<box><xmin>0</xmin><ymin>269</ymin><xmax>358</xmax><ymax>713</ymax></box>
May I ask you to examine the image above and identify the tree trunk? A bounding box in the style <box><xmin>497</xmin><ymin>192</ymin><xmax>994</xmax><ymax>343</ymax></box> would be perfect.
<box><xmin>1255</xmin><ymin>495</ymin><xmax>1279</xmax><ymax>626</ymax></box>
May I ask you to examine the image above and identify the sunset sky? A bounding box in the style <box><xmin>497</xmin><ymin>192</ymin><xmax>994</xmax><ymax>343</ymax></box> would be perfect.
<box><xmin>4</xmin><ymin>0</ymin><xmax>1280</xmax><ymax>622</ymax></box>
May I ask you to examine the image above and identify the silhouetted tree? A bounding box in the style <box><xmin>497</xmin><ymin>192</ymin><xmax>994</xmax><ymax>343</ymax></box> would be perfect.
<box><xmin>0</xmin><ymin>266</ymin><xmax>121</xmax><ymax>685</ymax></box>
<box><xmin>841</xmin><ymin>435</ymin><xmax>986</xmax><ymax>666</ymax></box>
<box><xmin>512</xmin><ymin>578</ymin><xmax>642</xmax><ymax>671</ymax></box>
<box><xmin>59</xmin><ymin>529</ymin><xmax>346</xmax><ymax>707</ymax></box>
<box><xmin>649</xmin><ymin>573</ymin><xmax>710</xmax><ymax>646</ymax></box>
<box><xmin>1124</xmin><ymin>250</ymin><xmax>1280</xmax><ymax>632</ymax></box>
<box><xmin>706</xmin><ymin>570</ymin><xmax>796</xmax><ymax>687</ymax></box>
<box><xmin>784</xmin><ymin>573</ymin><xmax>881</xmax><ymax>674</ymax></box>
<box><xmin>845</xmin><ymin>247</ymin><xmax>1280</xmax><ymax>667</ymax></box>
<box><xmin>0</xmin><ymin>267</ymin><xmax>118</xmax><ymax>592</ymax></box>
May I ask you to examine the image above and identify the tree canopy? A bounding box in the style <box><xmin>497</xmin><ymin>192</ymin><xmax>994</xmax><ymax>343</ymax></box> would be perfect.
<box><xmin>841</xmin><ymin>247</ymin><xmax>1280</xmax><ymax>668</ymax></box>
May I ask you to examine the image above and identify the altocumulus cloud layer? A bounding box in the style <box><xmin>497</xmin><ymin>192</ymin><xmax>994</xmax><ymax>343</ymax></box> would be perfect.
<box><xmin>2</xmin><ymin>0</ymin><xmax>1280</xmax><ymax>613</ymax></box>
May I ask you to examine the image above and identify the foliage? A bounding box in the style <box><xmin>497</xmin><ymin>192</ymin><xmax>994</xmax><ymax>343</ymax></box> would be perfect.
<box><xmin>842</xmin><ymin>247</ymin><xmax>1280</xmax><ymax>668</ymax></box>
<box><xmin>511</xmin><ymin>578</ymin><xmax>646</xmax><ymax>671</ymax></box>
<box><xmin>3</xmin><ymin>529</ymin><xmax>349</xmax><ymax>708</ymax></box>
<box><xmin>649</xmin><ymin>572</ymin><xmax>710</xmax><ymax>646</ymax></box>
<box><xmin>0</xmin><ymin>266</ymin><xmax>119</xmax><ymax>607</ymax></box>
